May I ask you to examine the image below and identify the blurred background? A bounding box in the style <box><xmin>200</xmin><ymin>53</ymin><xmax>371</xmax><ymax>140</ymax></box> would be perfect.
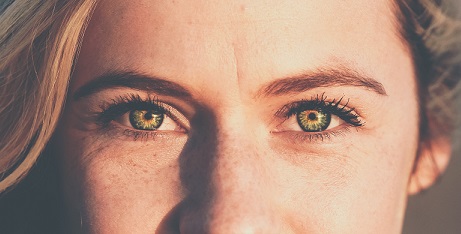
<box><xmin>403</xmin><ymin>125</ymin><xmax>461</xmax><ymax>233</ymax></box>
<box><xmin>404</xmin><ymin>0</ymin><xmax>461</xmax><ymax>228</ymax></box>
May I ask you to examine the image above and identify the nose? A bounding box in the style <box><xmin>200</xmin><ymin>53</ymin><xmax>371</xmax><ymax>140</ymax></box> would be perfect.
<box><xmin>178</xmin><ymin>127</ymin><xmax>284</xmax><ymax>234</ymax></box>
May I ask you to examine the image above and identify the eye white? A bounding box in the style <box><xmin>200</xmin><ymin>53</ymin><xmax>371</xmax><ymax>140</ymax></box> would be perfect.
<box><xmin>275</xmin><ymin>113</ymin><xmax>344</xmax><ymax>132</ymax></box>
<box><xmin>116</xmin><ymin>111</ymin><xmax>182</xmax><ymax>131</ymax></box>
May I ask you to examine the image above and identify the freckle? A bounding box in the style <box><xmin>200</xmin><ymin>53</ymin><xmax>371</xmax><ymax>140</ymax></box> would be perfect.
<box><xmin>239</xmin><ymin>4</ymin><xmax>246</xmax><ymax>12</ymax></box>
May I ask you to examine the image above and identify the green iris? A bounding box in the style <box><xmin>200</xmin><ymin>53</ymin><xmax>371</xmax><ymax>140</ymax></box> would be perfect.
<box><xmin>129</xmin><ymin>110</ymin><xmax>164</xmax><ymax>130</ymax></box>
<box><xmin>297</xmin><ymin>108</ymin><xmax>331</xmax><ymax>132</ymax></box>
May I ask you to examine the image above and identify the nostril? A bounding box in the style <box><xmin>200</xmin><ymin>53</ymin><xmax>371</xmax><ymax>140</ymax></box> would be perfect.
<box><xmin>178</xmin><ymin>208</ymin><xmax>208</xmax><ymax>233</ymax></box>
<box><xmin>176</xmin><ymin>132</ymin><xmax>284</xmax><ymax>234</ymax></box>
<box><xmin>155</xmin><ymin>202</ymin><xmax>182</xmax><ymax>234</ymax></box>
<box><xmin>178</xmin><ymin>198</ymin><xmax>283</xmax><ymax>234</ymax></box>
<box><xmin>205</xmin><ymin>217</ymin><xmax>275</xmax><ymax>234</ymax></box>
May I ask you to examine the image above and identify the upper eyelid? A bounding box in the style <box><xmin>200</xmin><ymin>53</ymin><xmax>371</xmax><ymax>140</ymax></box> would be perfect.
<box><xmin>273</xmin><ymin>97</ymin><xmax>364</xmax><ymax>127</ymax></box>
<box><xmin>100</xmin><ymin>90</ymin><xmax>198</xmax><ymax>115</ymax></box>
<box><xmin>97</xmin><ymin>93</ymin><xmax>362</xmax><ymax>126</ymax></box>
<box><xmin>97</xmin><ymin>95</ymin><xmax>179</xmax><ymax>124</ymax></box>
<box><xmin>275</xmin><ymin>96</ymin><xmax>355</xmax><ymax>117</ymax></box>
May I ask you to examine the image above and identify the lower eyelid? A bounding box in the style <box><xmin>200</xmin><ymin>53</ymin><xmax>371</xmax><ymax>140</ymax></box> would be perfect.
<box><xmin>271</xmin><ymin>126</ymin><xmax>354</xmax><ymax>144</ymax></box>
<box><xmin>96</xmin><ymin>122</ymin><xmax>186</xmax><ymax>141</ymax></box>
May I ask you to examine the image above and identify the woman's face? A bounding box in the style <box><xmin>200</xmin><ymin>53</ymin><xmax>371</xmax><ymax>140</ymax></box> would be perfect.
<box><xmin>55</xmin><ymin>0</ymin><xmax>420</xmax><ymax>233</ymax></box>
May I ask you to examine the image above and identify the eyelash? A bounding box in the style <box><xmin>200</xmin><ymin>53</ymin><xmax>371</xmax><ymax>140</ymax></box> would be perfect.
<box><xmin>274</xmin><ymin>94</ymin><xmax>364</xmax><ymax>142</ymax></box>
<box><xmin>97</xmin><ymin>94</ymin><xmax>175</xmax><ymax>128</ymax></box>
<box><xmin>95</xmin><ymin>93</ymin><xmax>363</xmax><ymax>142</ymax></box>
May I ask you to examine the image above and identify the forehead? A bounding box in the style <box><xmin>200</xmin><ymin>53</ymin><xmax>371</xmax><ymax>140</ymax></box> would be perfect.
<box><xmin>74</xmin><ymin>0</ymin><xmax>408</xmax><ymax>97</ymax></box>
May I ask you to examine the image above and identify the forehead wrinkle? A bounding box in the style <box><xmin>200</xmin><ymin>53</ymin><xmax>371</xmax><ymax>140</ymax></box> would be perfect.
<box><xmin>80</xmin><ymin>0</ymin><xmax>409</xmax><ymax>107</ymax></box>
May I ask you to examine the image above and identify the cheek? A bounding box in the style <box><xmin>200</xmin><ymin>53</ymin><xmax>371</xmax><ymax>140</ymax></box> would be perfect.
<box><xmin>272</xmin><ymin>143</ymin><xmax>415</xmax><ymax>232</ymax></box>
<box><xmin>271</xmin><ymin>103</ymin><xmax>419</xmax><ymax>231</ymax></box>
<box><xmin>53</xmin><ymin>83</ymin><xmax>419</xmax><ymax>233</ymax></box>
<box><xmin>55</xmin><ymin>127</ymin><xmax>187</xmax><ymax>233</ymax></box>
<box><xmin>82</xmin><ymin>155</ymin><xmax>181</xmax><ymax>233</ymax></box>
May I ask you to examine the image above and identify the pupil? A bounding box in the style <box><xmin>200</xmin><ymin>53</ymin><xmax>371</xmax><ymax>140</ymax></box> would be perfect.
<box><xmin>144</xmin><ymin>111</ymin><xmax>153</xmax><ymax>120</ymax></box>
<box><xmin>308</xmin><ymin>112</ymin><xmax>317</xmax><ymax>120</ymax></box>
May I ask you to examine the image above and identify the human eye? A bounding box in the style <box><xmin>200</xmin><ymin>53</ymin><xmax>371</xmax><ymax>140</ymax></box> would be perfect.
<box><xmin>96</xmin><ymin>94</ymin><xmax>187</xmax><ymax>140</ymax></box>
<box><xmin>273</xmin><ymin>94</ymin><xmax>364</xmax><ymax>142</ymax></box>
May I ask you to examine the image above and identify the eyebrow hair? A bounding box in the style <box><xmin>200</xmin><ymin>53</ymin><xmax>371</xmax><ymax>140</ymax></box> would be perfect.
<box><xmin>73</xmin><ymin>71</ymin><xmax>192</xmax><ymax>100</ymax></box>
<box><xmin>73</xmin><ymin>67</ymin><xmax>386</xmax><ymax>101</ymax></box>
<box><xmin>257</xmin><ymin>67</ymin><xmax>387</xmax><ymax>97</ymax></box>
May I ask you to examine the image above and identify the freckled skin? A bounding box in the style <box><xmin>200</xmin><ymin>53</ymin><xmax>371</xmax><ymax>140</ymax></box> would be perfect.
<box><xmin>54</xmin><ymin>0</ymin><xmax>421</xmax><ymax>233</ymax></box>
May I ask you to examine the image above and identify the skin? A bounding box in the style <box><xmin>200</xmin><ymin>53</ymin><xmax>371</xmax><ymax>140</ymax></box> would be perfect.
<box><xmin>54</xmin><ymin>0</ymin><xmax>424</xmax><ymax>233</ymax></box>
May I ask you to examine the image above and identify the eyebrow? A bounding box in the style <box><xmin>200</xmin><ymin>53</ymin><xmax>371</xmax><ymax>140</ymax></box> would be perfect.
<box><xmin>73</xmin><ymin>67</ymin><xmax>386</xmax><ymax>101</ymax></box>
<box><xmin>73</xmin><ymin>71</ymin><xmax>192</xmax><ymax>100</ymax></box>
<box><xmin>256</xmin><ymin>67</ymin><xmax>387</xmax><ymax>97</ymax></box>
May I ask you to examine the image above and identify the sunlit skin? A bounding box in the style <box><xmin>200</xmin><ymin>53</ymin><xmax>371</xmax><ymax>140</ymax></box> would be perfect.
<box><xmin>54</xmin><ymin>0</ymin><xmax>424</xmax><ymax>233</ymax></box>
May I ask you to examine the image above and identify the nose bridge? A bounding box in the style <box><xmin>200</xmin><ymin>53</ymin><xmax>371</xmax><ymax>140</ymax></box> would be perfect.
<box><xmin>213</xmin><ymin>125</ymin><xmax>260</xmax><ymax>186</ymax></box>
<box><xmin>210</xmin><ymin>107</ymin><xmax>261</xmax><ymax>180</ymax></box>
<box><xmin>212</xmin><ymin>117</ymin><xmax>267</xmax><ymax>197</ymax></box>
<box><xmin>178</xmin><ymin>112</ymin><xmax>283</xmax><ymax>233</ymax></box>
<box><xmin>210</xmin><ymin>133</ymin><xmax>276</xmax><ymax>232</ymax></box>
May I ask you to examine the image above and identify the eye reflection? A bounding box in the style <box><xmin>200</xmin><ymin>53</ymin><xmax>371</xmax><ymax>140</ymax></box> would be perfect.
<box><xmin>297</xmin><ymin>109</ymin><xmax>331</xmax><ymax>132</ymax></box>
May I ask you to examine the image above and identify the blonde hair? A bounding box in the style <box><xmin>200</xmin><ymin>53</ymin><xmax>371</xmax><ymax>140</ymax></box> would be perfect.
<box><xmin>0</xmin><ymin>0</ymin><xmax>459</xmax><ymax>193</ymax></box>
<box><xmin>0</xmin><ymin>0</ymin><xmax>97</xmax><ymax>192</ymax></box>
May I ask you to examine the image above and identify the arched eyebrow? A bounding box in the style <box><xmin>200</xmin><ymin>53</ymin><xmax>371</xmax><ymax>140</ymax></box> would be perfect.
<box><xmin>256</xmin><ymin>67</ymin><xmax>387</xmax><ymax>98</ymax></box>
<box><xmin>72</xmin><ymin>71</ymin><xmax>192</xmax><ymax>100</ymax></box>
<box><xmin>73</xmin><ymin>67</ymin><xmax>387</xmax><ymax>101</ymax></box>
